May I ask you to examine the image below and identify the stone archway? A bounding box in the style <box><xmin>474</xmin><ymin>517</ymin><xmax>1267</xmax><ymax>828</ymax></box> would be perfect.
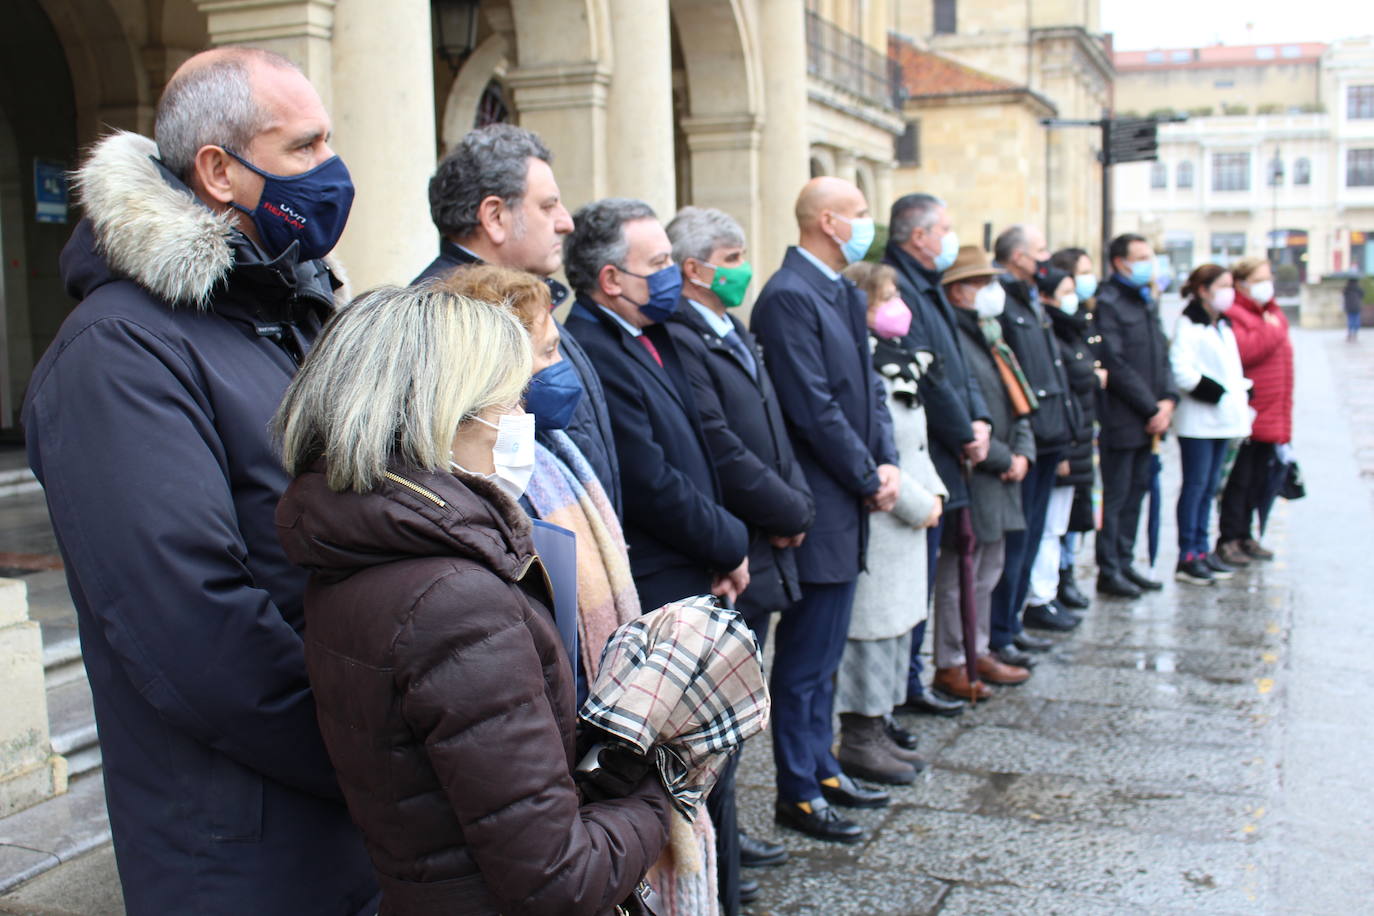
<box><xmin>440</xmin><ymin>32</ymin><xmax>512</xmax><ymax>155</ymax></box>
<box><xmin>36</xmin><ymin>0</ymin><xmax>150</xmax><ymax>142</ymax></box>
<box><xmin>669</xmin><ymin>0</ymin><xmax>760</xmax><ymax>247</ymax></box>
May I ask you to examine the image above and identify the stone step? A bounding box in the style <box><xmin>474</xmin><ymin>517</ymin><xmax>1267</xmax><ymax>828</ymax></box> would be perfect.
<box><xmin>46</xmin><ymin>678</ymin><xmax>101</xmax><ymax>779</ymax></box>
<box><xmin>0</xmin><ymin>467</ymin><xmax>39</xmax><ymax>500</ymax></box>
<box><xmin>0</xmin><ymin>774</ymin><xmax>111</xmax><ymax>895</ymax></box>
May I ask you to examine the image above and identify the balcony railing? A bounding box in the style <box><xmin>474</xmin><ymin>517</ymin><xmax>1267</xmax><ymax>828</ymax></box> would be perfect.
<box><xmin>805</xmin><ymin>10</ymin><xmax>902</xmax><ymax>111</ymax></box>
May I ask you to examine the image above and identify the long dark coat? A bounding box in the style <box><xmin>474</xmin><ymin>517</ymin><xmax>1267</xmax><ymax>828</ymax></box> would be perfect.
<box><xmin>565</xmin><ymin>299</ymin><xmax>748</xmax><ymax>611</ymax></box>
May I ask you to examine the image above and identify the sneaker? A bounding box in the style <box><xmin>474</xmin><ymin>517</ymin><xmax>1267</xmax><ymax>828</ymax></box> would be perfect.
<box><xmin>1202</xmin><ymin>553</ymin><xmax>1235</xmax><ymax>580</ymax></box>
<box><xmin>1242</xmin><ymin>538</ymin><xmax>1275</xmax><ymax>560</ymax></box>
<box><xmin>1175</xmin><ymin>557</ymin><xmax>1215</xmax><ymax>586</ymax></box>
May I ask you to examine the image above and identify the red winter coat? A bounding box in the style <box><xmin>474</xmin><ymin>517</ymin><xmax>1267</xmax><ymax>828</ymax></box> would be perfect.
<box><xmin>1227</xmin><ymin>290</ymin><xmax>1293</xmax><ymax>443</ymax></box>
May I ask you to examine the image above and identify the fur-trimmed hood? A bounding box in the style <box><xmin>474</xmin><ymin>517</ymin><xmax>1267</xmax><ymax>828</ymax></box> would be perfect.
<box><xmin>65</xmin><ymin>130</ymin><xmax>345</xmax><ymax>311</ymax></box>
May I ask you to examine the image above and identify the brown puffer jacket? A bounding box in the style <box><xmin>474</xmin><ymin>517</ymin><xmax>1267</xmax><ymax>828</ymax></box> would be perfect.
<box><xmin>276</xmin><ymin>462</ymin><xmax>672</xmax><ymax>916</ymax></box>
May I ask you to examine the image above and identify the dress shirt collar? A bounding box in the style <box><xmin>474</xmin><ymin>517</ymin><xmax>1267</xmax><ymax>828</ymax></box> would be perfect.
<box><xmin>596</xmin><ymin>303</ymin><xmax>643</xmax><ymax>337</ymax></box>
<box><xmin>687</xmin><ymin>299</ymin><xmax>735</xmax><ymax>339</ymax></box>
<box><xmin>795</xmin><ymin>245</ymin><xmax>841</xmax><ymax>281</ymax></box>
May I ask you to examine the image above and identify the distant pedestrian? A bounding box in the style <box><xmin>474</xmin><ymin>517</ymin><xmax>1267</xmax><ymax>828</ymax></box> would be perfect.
<box><xmin>1217</xmin><ymin>257</ymin><xmax>1293</xmax><ymax>563</ymax></box>
<box><xmin>1170</xmin><ymin>265</ymin><xmax>1252</xmax><ymax>585</ymax></box>
<box><xmin>1344</xmin><ymin>276</ymin><xmax>1365</xmax><ymax>342</ymax></box>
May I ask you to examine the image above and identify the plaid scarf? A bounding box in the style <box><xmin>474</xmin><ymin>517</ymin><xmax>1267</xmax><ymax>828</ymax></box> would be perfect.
<box><xmin>524</xmin><ymin>430</ymin><xmax>641</xmax><ymax>679</ymax></box>
<box><xmin>979</xmin><ymin>316</ymin><xmax>1040</xmax><ymax>417</ymax></box>
<box><xmin>581</xmin><ymin>596</ymin><xmax>770</xmax><ymax>816</ymax></box>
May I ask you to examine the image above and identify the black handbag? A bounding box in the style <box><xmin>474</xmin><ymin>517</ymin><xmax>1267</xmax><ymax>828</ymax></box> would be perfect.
<box><xmin>1279</xmin><ymin>460</ymin><xmax>1306</xmax><ymax>500</ymax></box>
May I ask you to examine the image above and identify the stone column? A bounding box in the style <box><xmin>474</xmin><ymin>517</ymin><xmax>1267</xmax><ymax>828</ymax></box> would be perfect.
<box><xmin>329</xmin><ymin>0</ymin><xmax>437</xmax><ymax>289</ymax></box>
<box><xmin>604</xmin><ymin>0</ymin><xmax>676</xmax><ymax>217</ymax></box>
<box><xmin>680</xmin><ymin>114</ymin><xmax>761</xmax><ymax>262</ymax></box>
<box><xmin>0</xmin><ymin>578</ymin><xmax>67</xmax><ymax>817</ymax></box>
<box><xmin>505</xmin><ymin>63</ymin><xmax>612</xmax><ymax>211</ymax></box>
<box><xmin>755</xmin><ymin>0</ymin><xmax>811</xmax><ymax>279</ymax></box>
<box><xmin>194</xmin><ymin>0</ymin><xmax>338</xmax><ymax>107</ymax></box>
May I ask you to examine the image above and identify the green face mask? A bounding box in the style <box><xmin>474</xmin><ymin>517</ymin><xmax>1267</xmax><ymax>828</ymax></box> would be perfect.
<box><xmin>697</xmin><ymin>260</ymin><xmax>754</xmax><ymax>309</ymax></box>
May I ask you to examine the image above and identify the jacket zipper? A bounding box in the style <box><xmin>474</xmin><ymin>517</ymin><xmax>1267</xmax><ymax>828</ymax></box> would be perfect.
<box><xmin>383</xmin><ymin>471</ymin><xmax>447</xmax><ymax>508</ymax></box>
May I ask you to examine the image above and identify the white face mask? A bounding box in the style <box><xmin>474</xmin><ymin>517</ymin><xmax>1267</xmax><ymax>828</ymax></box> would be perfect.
<box><xmin>1058</xmin><ymin>293</ymin><xmax>1080</xmax><ymax>316</ymax></box>
<box><xmin>1211</xmin><ymin>287</ymin><xmax>1236</xmax><ymax>312</ymax></box>
<box><xmin>973</xmin><ymin>281</ymin><xmax>1006</xmax><ymax>319</ymax></box>
<box><xmin>1246</xmin><ymin>280</ymin><xmax>1274</xmax><ymax>304</ymax></box>
<box><xmin>452</xmin><ymin>410</ymin><xmax>536</xmax><ymax>501</ymax></box>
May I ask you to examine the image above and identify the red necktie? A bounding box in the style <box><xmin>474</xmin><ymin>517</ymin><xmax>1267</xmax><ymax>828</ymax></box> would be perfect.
<box><xmin>637</xmin><ymin>334</ymin><xmax>664</xmax><ymax>368</ymax></box>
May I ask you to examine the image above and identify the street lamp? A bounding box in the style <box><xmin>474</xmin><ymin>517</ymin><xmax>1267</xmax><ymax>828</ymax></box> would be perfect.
<box><xmin>434</xmin><ymin>0</ymin><xmax>481</xmax><ymax>70</ymax></box>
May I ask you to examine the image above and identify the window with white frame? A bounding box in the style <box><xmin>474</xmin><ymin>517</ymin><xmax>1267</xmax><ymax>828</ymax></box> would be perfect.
<box><xmin>1177</xmin><ymin>160</ymin><xmax>1194</xmax><ymax>188</ymax></box>
<box><xmin>1212</xmin><ymin>152</ymin><xmax>1251</xmax><ymax>191</ymax></box>
<box><xmin>1150</xmin><ymin>162</ymin><xmax>1167</xmax><ymax>189</ymax></box>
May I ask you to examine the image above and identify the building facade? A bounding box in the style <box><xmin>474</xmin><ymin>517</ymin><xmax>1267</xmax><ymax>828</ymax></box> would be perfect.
<box><xmin>888</xmin><ymin>0</ymin><xmax>1112</xmax><ymax>255</ymax></box>
<box><xmin>0</xmin><ymin>0</ymin><xmax>904</xmax><ymax>434</ymax></box>
<box><xmin>1112</xmin><ymin>37</ymin><xmax>1374</xmax><ymax>295</ymax></box>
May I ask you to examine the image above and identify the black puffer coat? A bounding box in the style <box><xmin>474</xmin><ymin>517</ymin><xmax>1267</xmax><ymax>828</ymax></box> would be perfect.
<box><xmin>1047</xmin><ymin>305</ymin><xmax>1101</xmax><ymax>487</ymax></box>
<box><xmin>278</xmin><ymin>465</ymin><xmax>671</xmax><ymax>915</ymax></box>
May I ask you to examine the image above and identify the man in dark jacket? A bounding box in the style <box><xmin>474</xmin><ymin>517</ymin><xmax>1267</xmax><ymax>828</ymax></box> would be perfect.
<box><xmin>990</xmin><ymin>225</ymin><xmax>1082</xmax><ymax>645</ymax></box>
<box><xmin>665</xmin><ymin>205</ymin><xmax>812</xmax><ymax>910</ymax></box>
<box><xmin>882</xmin><ymin>193</ymin><xmax>992</xmax><ymax>715</ymax></box>
<box><xmin>413</xmin><ymin>125</ymin><xmax>623</xmax><ymax>515</ymax></box>
<box><xmin>1094</xmin><ymin>233</ymin><xmax>1179</xmax><ymax>596</ymax></box>
<box><xmin>21</xmin><ymin>49</ymin><xmax>376</xmax><ymax>915</ymax></box>
<box><xmin>562</xmin><ymin>198</ymin><xmax>749</xmax><ymax>613</ymax></box>
<box><xmin>752</xmin><ymin>177</ymin><xmax>899</xmax><ymax>844</ymax></box>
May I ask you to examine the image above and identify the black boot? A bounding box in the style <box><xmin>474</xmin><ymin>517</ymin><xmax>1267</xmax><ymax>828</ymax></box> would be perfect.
<box><xmin>1057</xmin><ymin>567</ymin><xmax>1091</xmax><ymax>609</ymax></box>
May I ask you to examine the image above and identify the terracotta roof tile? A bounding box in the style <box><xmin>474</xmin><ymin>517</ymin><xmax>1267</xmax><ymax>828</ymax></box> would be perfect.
<box><xmin>888</xmin><ymin>36</ymin><xmax>1021</xmax><ymax>97</ymax></box>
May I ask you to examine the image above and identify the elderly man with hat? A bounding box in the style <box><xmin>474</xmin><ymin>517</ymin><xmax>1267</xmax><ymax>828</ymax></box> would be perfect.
<box><xmin>929</xmin><ymin>246</ymin><xmax>1038</xmax><ymax>699</ymax></box>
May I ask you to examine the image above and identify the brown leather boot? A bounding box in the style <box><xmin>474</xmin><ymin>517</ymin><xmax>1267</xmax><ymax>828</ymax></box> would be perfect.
<box><xmin>837</xmin><ymin>714</ymin><xmax>917</xmax><ymax>785</ymax></box>
<box><xmin>1216</xmin><ymin>540</ymin><xmax>1251</xmax><ymax>566</ymax></box>
<box><xmin>976</xmin><ymin>654</ymin><xmax>1031</xmax><ymax>686</ymax></box>
<box><xmin>933</xmin><ymin>666</ymin><xmax>992</xmax><ymax>701</ymax></box>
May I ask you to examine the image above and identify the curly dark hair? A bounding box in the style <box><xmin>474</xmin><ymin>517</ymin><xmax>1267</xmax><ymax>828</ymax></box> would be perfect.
<box><xmin>428</xmin><ymin>125</ymin><xmax>552</xmax><ymax>239</ymax></box>
<box><xmin>563</xmin><ymin>198</ymin><xmax>657</xmax><ymax>298</ymax></box>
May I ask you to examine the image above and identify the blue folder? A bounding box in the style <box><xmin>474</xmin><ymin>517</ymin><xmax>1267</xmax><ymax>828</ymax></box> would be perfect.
<box><xmin>528</xmin><ymin>519</ymin><xmax>579</xmax><ymax>689</ymax></box>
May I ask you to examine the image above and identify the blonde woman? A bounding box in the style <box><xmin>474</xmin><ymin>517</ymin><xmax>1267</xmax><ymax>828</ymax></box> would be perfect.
<box><xmin>274</xmin><ymin>284</ymin><xmax>671</xmax><ymax>915</ymax></box>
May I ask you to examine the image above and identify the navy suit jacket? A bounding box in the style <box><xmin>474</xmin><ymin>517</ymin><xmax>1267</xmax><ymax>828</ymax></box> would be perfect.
<box><xmin>750</xmin><ymin>248</ymin><xmax>898</xmax><ymax>584</ymax></box>
<box><xmin>565</xmin><ymin>299</ymin><xmax>748</xmax><ymax>611</ymax></box>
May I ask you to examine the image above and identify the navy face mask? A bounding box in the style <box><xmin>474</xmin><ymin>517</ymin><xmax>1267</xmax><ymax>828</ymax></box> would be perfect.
<box><xmin>525</xmin><ymin>357</ymin><xmax>584</xmax><ymax>430</ymax></box>
<box><xmin>225</xmin><ymin>150</ymin><xmax>355</xmax><ymax>262</ymax></box>
<box><xmin>619</xmin><ymin>263</ymin><xmax>683</xmax><ymax>323</ymax></box>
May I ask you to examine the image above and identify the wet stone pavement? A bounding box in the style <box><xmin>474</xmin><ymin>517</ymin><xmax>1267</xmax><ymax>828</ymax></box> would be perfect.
<box><xmin>733</xmin><ymin>328</ymin><xmax>1374</xmax><ymax>915</ymax></box>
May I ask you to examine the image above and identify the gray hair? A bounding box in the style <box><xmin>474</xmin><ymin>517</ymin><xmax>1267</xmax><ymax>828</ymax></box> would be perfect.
<box><xmin>275</xmin><ymin>283</ymin><xmax>532</xmax><ymax>493</ymax></box>
<box><xmin>428</xmin><ymin>124</ymin><xmax>552</xmax><ymax>239</ymax></box>
<box><xmin>889</xmin><ymin>193</ymin><xmax>944</xmax><ymax>245</ymax></box>
<box><xmin>666</xmin><ymin>206</ymin><xmax>745</xmax><ymax>265</ymax></box>
<box><xmin>563</xmin><ymin>198</ymin><xmax>657</xmax><ymax>297</ymax></box>
<box><xmin>154</xmin><ymin>48</ymin><xmax>299</xmax><ymax>180</ymax></box>
<box><xmin>994</xmin><ymin>225</ymin><xmax>1029</xmax><ymax>265</ymax></box>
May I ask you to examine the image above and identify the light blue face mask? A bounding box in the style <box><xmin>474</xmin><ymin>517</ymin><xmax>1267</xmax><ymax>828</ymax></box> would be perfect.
<box><xmin>833</xmin><ymin>214</ymin><xmax>876</xmax><ymax>264</ymax></box>
<box><xmin>935</xmin><ymin>230</ymin><xmax>960</xmax><ymax>272</ymax></box>
<box><xmin>1075</xmin><ymin>273</ymin><xmax>1098</xmax><ymax>300</ymax></box>
<box><xmin>1127</xmin><ymin>258</ymin><xmax>1155</xmax><ymax>287</ymax></box>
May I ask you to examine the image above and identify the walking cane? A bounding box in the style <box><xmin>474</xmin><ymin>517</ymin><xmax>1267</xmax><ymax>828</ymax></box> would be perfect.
<box><xmin>956</xmin><ymin>460</ymin><xmax>980</xmax><ymax>703</ymax></box>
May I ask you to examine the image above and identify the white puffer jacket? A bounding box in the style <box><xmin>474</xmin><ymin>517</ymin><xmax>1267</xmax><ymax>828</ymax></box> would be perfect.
<box><xmin>1170</xmin><ymin>301</ymin><xmax>1253</xmax><ymax>439</ymax></box>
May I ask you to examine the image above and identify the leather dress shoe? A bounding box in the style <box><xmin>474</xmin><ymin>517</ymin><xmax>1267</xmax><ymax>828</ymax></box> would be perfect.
<box><xmin>883</xmin><ymin>716</ymin><xmax>919</xmax><ymax>750</ymax></box>
<box><xmin>1097</xmin><ymin>572</ymin><xmax>1143</xmax><ymax>598</ymax></box>
<box><xmin>1023</xmin><ymin>601</ymin><xmax>1081</xmax><ymax>631</ymax></box>
<box><xmin>932</xmin><ymin>665</ymin><xmax>993</xmax><ymax>701</ymax></box>
<box><xmin>739</xmin><ymin>831</ymin><xmax>789</xmax><ymax>868</ymax></box>
<box><xmin>774</xmin><ymin>798</ymin><xmax>864</xmax><ymax>844</ymax></box>
<box><xmin>1123</xmin><ymin>566</ymin><xmax>1164</xmax><ymax>591</ymax></box>
<box><xmin>819</xmin><ymin>772</ymin><xmax>890</xmax><ymax>808</ymax></box>
<box><xmin>976</xmin><ymin>654</ymin><xmax>1031</xmax><ymax>685</ymax></box>
<box><xmin>739</xmin><ymin>878</ymin><xmax>760</xmax><ymax>904</ymax></box>
<box><xmin>1014</xmin><ymin>630</ymin><xmax>1054</xmax><ymax>652</ymax></box>
<box><xmin>896</xmin><ymin>689</ymin><xmax>966</xmax><ymax>717</ymax></box>
<box><xmin>994</xmin><ymin>643</ymin><xmax>1037</xmax><ymax>668</ymax></box>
